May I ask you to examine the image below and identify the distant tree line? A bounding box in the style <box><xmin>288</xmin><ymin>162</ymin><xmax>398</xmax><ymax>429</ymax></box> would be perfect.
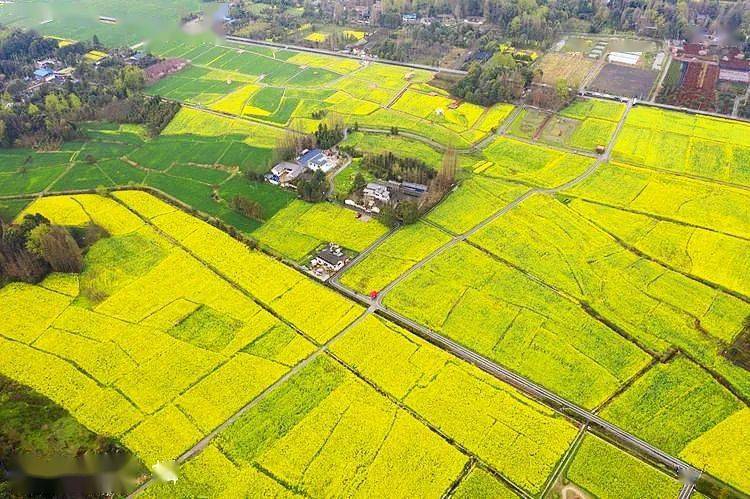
<box><xmin>0</xmin><ymin>26</ymin><xmax>175</xmax><ymax>148</ymax></box>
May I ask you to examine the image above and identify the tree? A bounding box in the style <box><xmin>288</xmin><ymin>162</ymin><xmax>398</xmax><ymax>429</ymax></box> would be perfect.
<box><xmin>297</xmin><ymin>170</ymin><xmax>328</xmax><ymax>202</ymax></box>
<box><xmin>115</xmin><ymin>66</ymin><xmax>146</xmax><ymax>97</ymax></box>
<box><xmin>352</xmin><ymin>171</ymin><xmax>367</xmax><ymax>193</ymax></box>
<box><xmin>231</xmin><ymin>195</ymin><xmax>264</xmax><ymax>220</ymax></box>
<box><xmin>555</xmin><ymin>78</ymin><xmax>573</xmax><ymax>107</ymax></box>
<box><xmin>26</xmin><ymin>224</ymin><xmax>83</xmax><ymax>273</ymax></box>
<box><xmin>0</xmin><ymin>214</ymin><xmax>50</xmax><ymax>283</ymax></box>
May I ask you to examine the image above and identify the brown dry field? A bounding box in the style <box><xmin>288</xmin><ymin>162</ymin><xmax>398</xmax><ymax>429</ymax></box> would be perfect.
<box><xmin>537</xmin><ymin>52</ymin><xmax>597</xmax><ymax>87</ymax></box>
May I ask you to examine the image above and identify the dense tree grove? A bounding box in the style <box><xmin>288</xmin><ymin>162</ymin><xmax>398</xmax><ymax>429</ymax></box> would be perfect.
<box><xmin>361</xmin><ymin>152</ymin><xmax>435</xmax><ymax>184</ymax></box>
<box><xmin>314</xmin><ymin>122</ymin><xmax>345</xmax><ymax>149</ymax></box>
<box><xmin>231</xmin><ymin>195</ymin><xmax>265</xmax><ymax>220</ymax></box>
<box><xmin>0</xmin><ymin>214</ymin><xmax>87</xmax><ymax>283</ymax></box>
<box><xmin>297</xmin><ymin>170</ymin><xmax>328</xmax><ymax>202</ymax></box>
<box><xmin>453</xmin><ymin>52</ymin><xmax>531</xmax><ymax>105</ymax></box>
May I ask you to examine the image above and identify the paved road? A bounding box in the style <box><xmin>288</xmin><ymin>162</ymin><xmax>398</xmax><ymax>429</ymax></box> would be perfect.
<box><xmin>678</xmin><ymin>482</ymin><xmax>695</xmax><ymax>499</ymax></box>
<box><xmin>330</xmin><ymin>98</ymin><xmax>701</xmax><ymax>488</ymax></box>
<box><xmin>328</xmin><ymin>277</ymin><xmax>700</xmax><ymax>485</ymax></box>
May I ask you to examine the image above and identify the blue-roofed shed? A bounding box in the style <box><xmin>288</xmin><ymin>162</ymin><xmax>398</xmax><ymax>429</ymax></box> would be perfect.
<box><xmin>34</xmin><ymin>68</ymin><xmax>54</xmax><ymax>79</ymax></box>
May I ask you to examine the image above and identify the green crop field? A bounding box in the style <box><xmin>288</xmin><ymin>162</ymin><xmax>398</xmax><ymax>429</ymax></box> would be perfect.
<box><xmin>508</xmin><ymin>108</ymin><xmax>549</xmax><ymax>138</ymax></box>
<box><xmin>508</xmin><ymin>99</ymin><xmax>624</xmax><ymax>152</ymax></box>
<box><xmin>569</xmin><ymin>199</ymin><xmax>750</xmax><ymax>297</ymax></box>
<box><xmin>1</xmin><ymin>193</ymin><xmax>322</xmax><ymax>467</ymax></box>
<box><xmin>382</xmin><ymin>241</ymin><xmax>652</xmax><ymax>408</ymax></box>
<box><xmin>0</xmin><ymin>192</ymin><xmax>613</xmax><ymax>497</ymax></box>
<box><xmin>127</xmin><ymin>34</ymin><xmax>517</xmax><ymax>148</ymax></box>
<box><xmin>601</xmin><ymin>356</ymin><xmax>743</xmax><ymax>455</ymax></box>
<box><xmin>0</xmin><ymin>118</ymin><xmax>292</xmax><ymax>234</ymax></box>
<box><xmin>565</xmin><ymin>161</ymin><xmax>750</xmax><ymax>239</ymax></box>
<box><xmin>340</xmin><ymin>222</ymin><xmax>451</xmax><ymax>293</ymax></box>
<box><xmin>426</xmin><ymin>176</ymin><xmax>529</xmax><ymax>234</ymax></box>
<box><xmin>329</xmin><ymin>314</ymin><xmax>578</xmax><ymax>495</ymax></box>
<box><xmin>480</xmin><ymin>137</ymin><xmax>595</xmax><ymax>187</ymax></box>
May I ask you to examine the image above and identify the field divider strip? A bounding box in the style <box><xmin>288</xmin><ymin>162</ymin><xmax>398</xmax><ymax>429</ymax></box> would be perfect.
<box><xmin>570</xmin><ymin>206</ymin><xmax>750</xmax><ymax>304</ymax></box>
<box><xmin>323</xmin><ymin>348</ymin><xmax>534</xmax><ymax>499</ymax></box>
<box><xmin>539</xmin><ymin>423</ymin><xmax>588</xmax><ymax>498</ymax></box>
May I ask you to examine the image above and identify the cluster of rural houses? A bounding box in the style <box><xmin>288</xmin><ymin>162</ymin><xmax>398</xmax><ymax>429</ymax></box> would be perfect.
<box><xmin>267</xmin><ymin>148</ymin><xmax>338</xmax><ymax>186</ymax></box>
<box><xmin>31</xmin><ymin>59</ymin><xmax>76</xmax><ymax>84</ymax></box>
<box><xmin>671</xmin><ymin>42</ymin><xmax>750</xmax><ymax>85</ymax></box>
<box><xmin>346</xmin><ymin>179</ymin><xmax>427</xmax><ymax>213</ymax></box>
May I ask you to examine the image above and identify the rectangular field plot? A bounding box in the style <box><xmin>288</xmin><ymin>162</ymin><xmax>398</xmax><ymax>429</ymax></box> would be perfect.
<box><xmin>469</xmin><ymin>194</ymin><xmax>750</xmax><ymax>398</ymax></box>
<box><xmin>381</xmin><ymin>241</ymin><xmax>651</xmax><ymax>408</ymax></box>
<box><xmin>565</xmin><ymin>162</ymin><xmax>750</xmax><ymax>239</ymax></box>
<box><xmin>560</xmin><ymin>98</ymin><xmax>627</xmax><ymax>122</ymax></box>
<box><xmin>480</xmin><ymin>137</ymin><xmax>595</xmax><ymax>187</ymax></box>
<box><xmin>252</xmin><ymin>200</ymin><xmax>388</xmax><ymax>261</ymax></box>
<box><xmin>612</xmin><ymin>105</ymin><xmax>750</xmax><ymax>185</ymax></box>
<box><xmin>426</xmin><ymin>176</ymin><xmax>528</xmax><ymax>234</ymax></box>
<box><xmin>680</xmin><ymin>408</ymin><xmax>750</xmax><ymax>494</ymax></box>
<box><xmin>329</xmin><ymin>315</ymin><xmax>578</xmax><ymax>495</ymax></box>
<box><xmin>116</xmin><ymin>192</ymin><xmax>364</xmax><ymax>343</ymax></box>
<box><xmin>601</xmin><ymin>356</ymin><xmax>743</xmax><ymax>456</ymax></box>
<box><xmin>340</xmin><ymin>132</ymin><xmax>452</xmax><ymax>169</ymax></box>
<box><xmin>601</xmin><ymin>357</ymin><xmax>748</xmax><ymax>492</ymax></box>
<box><xmin>569</xmin><ymin>199</ymin><xmax>750</xmax><ymax>298</ymax></box>
<box><xmin>145</xmin><ymin>65</ymin><xmax>248</xmax><ymax>106</ymax></box>
<box><xmin>563</xmin><ymin>435</ymin><xmax>682</xmax><ymax>499</ymax></box>
<box><xmin>339</xmin><ymin>222</ymin><xmax>451</xmax><ymax>294</ymax></box>
<box><xmin>0</xmin><ymin>193</ymin><xmax>325</xmax><ymax>467</ymax></box>
<box><xmin>452</xmin><ymin>468</ymin><xmax>520</xmax><ymax>499</ymax></box>
<box><xmin>507</xmin><ymin>108</ymin><xmax>549</xmax><ymax>139</ymax></box>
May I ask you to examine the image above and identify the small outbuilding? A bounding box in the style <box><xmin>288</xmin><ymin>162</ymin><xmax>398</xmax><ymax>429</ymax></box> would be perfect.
<box><xmin>33</xmin><ymin>68</ymin><xmax>54</xmax><ymax>80</ymax></box>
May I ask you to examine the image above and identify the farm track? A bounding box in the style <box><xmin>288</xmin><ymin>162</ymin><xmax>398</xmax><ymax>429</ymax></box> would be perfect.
<box><xmin>539</xmin><ymin>424</ymin><xmax>588</xmax><ymax>498</ymax></box>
